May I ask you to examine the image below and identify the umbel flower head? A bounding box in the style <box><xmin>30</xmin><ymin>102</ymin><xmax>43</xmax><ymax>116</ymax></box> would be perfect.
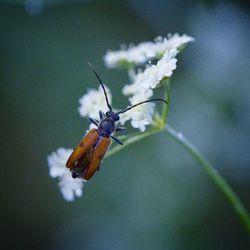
<box><xmin>78</xmin><ymin>85</ymin><xmax>112</xmax><ymax>120</ymax></box>
<box><xmin>48</xmin><ymin>148</ymin><xmax>84</xmax><ymax>201</ymax></box>
<box><xmin>119</xmin><ymin>92</ymin><xmax>155</xmax><ymax>132</ymax></box>
<box><xmin>104</xmin><ymin>34</ymin><xmax>194</xmax><ymax>68</ymax></box>
<box><xmin>123</xmin><ymin>49</ymin><xmax>178</xmax><ymax>96</ymax></box>
<box><xmin>48</xmin><ymin>34</ymin><xmax>194</xmax><ymax>201</ymax></box>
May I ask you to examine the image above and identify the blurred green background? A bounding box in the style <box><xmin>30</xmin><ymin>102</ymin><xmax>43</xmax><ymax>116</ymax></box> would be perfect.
<box><xmin>1</xmin><ymin>0</ymin><xmax>250</xmax><ymax>249</ymax></box>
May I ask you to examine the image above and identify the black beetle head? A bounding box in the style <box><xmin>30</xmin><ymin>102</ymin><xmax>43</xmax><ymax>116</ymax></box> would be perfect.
<box><xmin>105</xmin><ymin>111</ymin><xmax>120</xmax><ymax>121</ymax></box>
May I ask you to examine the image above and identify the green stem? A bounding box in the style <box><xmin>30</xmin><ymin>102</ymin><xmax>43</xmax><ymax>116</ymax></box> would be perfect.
<box><xmin>106</xmin><ymin>127</ymin><xmax>162</xmax><ymax>158</ymax></box>
<box><xmin>162</xmin><ymin>80</ymin><xmax>171</xmax><ymax>123</ymax></box>
<box><xmin>165</xmin><ymin>124</ymin><xmax>250</xmax><ymax>235</ymax></box>
<box><xmin>105</xmin><ymin>122</ymin><xmax>250</xmax><ymax>234</ymax></box>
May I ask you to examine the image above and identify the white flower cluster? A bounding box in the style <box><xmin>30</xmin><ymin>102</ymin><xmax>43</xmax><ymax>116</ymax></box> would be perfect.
<box><xmin>123</xmin><ymin>49</ymin><xmax>178</xmax><ymax>96</ymax></box>
<box><xmin>48</xmin><ymin>148</ymin><xmax>84</xmax><ymax>201</ymax></box>
<box><xmin>78</xmin><ymin>85</ymin><xmax>112</xmax><ymax>120</ymax></box>
<box><xmin>104</xmin><ymin>34</ymin><xmax>194</xmax><ymax>68</ymax></box>
<box><xmin>119</xmin><ymin>93</ymin><xmax>155</xmax><ymax>131</ymax></box>
<box><xmin>118</xmin><ymin>49</ymin><xmax>178</xmax><ymax>131</ymax></box>
<box><xmin>102</xmin><ymin>34</ymin><xmax>193</xmax><ymax>131</ymax></box>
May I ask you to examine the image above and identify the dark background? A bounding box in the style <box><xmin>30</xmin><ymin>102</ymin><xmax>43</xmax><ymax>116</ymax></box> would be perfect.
<box><xmin>1</xmin><ymin>0</ymin><xmax>250</xmax><ymax>249</ymax></box>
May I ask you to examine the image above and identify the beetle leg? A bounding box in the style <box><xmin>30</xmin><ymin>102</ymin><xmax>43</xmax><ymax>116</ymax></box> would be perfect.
<box><xmin>88</xmin><ymin>117</ymin><xmax>99</xmax><ymax>127</ymax></box>
<box><xmin>115</xmin><ymin>127</ymin><xmax>126</xmax><ymax>132</ymax></box>
<box><xmin>111</xmin><ymin>135</ymin><xmax>123</xmax><ymax>145</ymax></box>
<box><xmin>99</xmin><ymin>111</ymin><xmax>104</xmax><ymax>120</ymax></box>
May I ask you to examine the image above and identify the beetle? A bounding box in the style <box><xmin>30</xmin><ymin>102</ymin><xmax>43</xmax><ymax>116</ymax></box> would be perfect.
<box><xmin>66</xmin><ymin>63</ymin><xmax>167</xmax><ymax>181</ymax></box>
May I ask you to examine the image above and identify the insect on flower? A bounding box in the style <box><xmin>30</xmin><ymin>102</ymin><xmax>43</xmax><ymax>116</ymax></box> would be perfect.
<box><xmin>66</xmin><ymin>63</ymin><xmax>167</xmax><ymax>181</ymax></box>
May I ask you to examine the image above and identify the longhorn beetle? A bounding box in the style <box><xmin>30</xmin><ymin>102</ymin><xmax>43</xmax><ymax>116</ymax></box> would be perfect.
<box><xmin>66</xmin><ymin>63</ymin><xmax>167</xmax><ymax>181</ymax></box>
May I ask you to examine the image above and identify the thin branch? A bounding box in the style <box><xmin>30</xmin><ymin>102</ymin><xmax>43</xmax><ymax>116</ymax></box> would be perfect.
<box><xmin>162</xmin><ymin>79</ymin><xmax>171</xmax><ymax>123</ymax></box>
<box><xmin>165</xmin><ymin>124</ymin><xmax>250</xmax><ymax>235</ymax></box>
<box><xmin>106</xmin><ymin>128</ymin><xmax>162</xmax><ymax>158</ymax></box>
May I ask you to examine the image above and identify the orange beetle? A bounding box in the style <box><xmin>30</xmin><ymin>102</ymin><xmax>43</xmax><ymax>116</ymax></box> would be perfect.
<box><xmin>66</xmin><ymin>63</ymin><xmax>167</xmax><ymax>181</ymax></box>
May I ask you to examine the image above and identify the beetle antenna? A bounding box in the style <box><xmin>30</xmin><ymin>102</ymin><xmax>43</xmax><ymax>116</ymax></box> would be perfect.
<box><xmin>88</xmin><ymin>62</ymin><xmax>112</xmax><ymax>111</ymax></box>
<box><xmin>117</xmin><ymin>98</ymin><xmax>167</xmax><ymax>114</ymax></box>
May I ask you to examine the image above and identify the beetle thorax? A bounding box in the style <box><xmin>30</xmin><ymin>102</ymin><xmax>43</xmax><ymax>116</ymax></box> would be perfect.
<box><xmin>98</xmin><ymin>118</ymin><xmax>115</xmax><ymax>137</ymax></box>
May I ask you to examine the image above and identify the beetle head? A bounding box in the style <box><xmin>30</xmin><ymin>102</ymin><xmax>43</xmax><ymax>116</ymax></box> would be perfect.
<box><xmin>105</xmin><ymin>111</ymin><xmax>120</xmax><ymax>121</ymax></box>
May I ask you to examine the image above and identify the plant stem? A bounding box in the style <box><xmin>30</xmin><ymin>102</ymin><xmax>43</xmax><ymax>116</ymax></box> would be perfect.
<box><xmin>165</xmin><ymin>124</ymin><xmax>250</xmax><ymax>235</ymax></box>
<box><xmin>106</xmin><ymin>127</ymin><xmax>162</xmax><ymax>158</ymax></box>
<box><xmin>162</xmin><ymin>80</ymin><xmax>171</xmax><ymax>123</ymax></box>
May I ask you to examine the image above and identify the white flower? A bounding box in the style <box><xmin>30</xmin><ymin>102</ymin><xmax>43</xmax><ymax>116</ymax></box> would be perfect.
<box><xmin>104</xmin><ymin>34</ymin><xmax>194</xmax><ymax>68</ymax></box>
<box><xmin>119</xmin><ymin>92</ymin><xmax>155</xmax><ymax>132</ymax></box>
<box><xmin>104</xmin><ymin>42</ymin><xmax>155</xmax><ymax>68</ymax></box>
<box><xmin>120</xmin><ymin>49</ymin><xmax>178</xmax><ymax>131</ymax></box>
<box><xmin>123</xmin><ymin>49</ymin><xmax>178</xmax><ymax>96</ymax></box>
<box><xmin>163</xmin><ymin>33</ymin><xmax>195</xmax><ymax>50</ymax></box>
<box><xmin>48</xmin><ymin>148</ymin><xmax>84</xmax><ymax>202</ymax></box>
<box><xmin>78</xmin><ymin>85</ymin><xmax>112</xmax><ymax>120</ymax></box>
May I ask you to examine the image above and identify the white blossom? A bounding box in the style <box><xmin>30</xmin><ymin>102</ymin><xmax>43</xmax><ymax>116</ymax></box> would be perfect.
<box><xmin>163</xmin><ymin>33</ymin><xmax>195</xmax><ymax>50</ymax></box>
<box><xmin>119</xmin><ymin>92</ymin><xmax>155</xmax><ymax>132</ymax></box>
<box><xmin>48</xmin><ymin>148</ymin><xmax>84</xmax><ymax>202</ymax></box>
<box><xmin>119</xmin><ymin>48</ymin><xmax>179</xmax><ymax>131</ymax></box>
<box><xmin>104</xmin><ymin>34</ymin><xmax>194</xmax><ymax>68</ymax></box>
<box><xmin>78</xmin><ymin>85</ymin><xmax>112</xmax><ymax>120</ymax></box>
<box><xmin>104</xmin><ymin>42</ymin><xmax>155</xmax><ymax>68</ymax></box>
<box><xmin>123</xmin><ymin>49</ymin><xmax>178</xmax><ymax>96</ymax></box>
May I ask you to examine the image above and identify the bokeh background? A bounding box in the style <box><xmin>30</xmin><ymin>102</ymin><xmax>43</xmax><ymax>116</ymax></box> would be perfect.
<box><xmin>1</xmin><ymin>0</ymin><xmax>250</xmax><ymax>249</ymax></box>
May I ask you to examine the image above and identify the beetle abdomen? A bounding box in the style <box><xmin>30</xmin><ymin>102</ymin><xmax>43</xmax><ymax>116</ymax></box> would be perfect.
<box><xmin>66</xmin><ymin>129</ymin><xmax>99</xmax><ymax>168</ymax></box>
<box><xmin>83</xmin><ymin>137</ymin><xmax>111</xmax><ymax>180</ymax></box>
